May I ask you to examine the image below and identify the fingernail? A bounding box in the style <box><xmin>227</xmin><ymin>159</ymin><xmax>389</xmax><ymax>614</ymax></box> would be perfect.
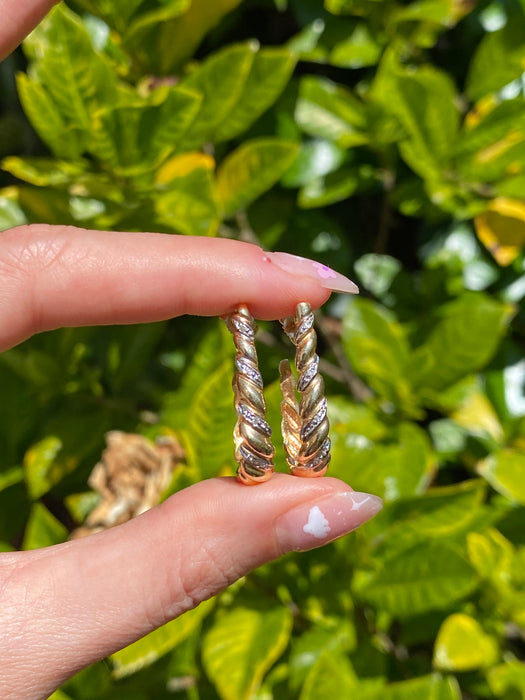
<box><xmin>267</xmin><ymin>252</ymin><xmax>359</xmax><ymax>294</ymax></box>
<box><xmin>275</xmin><ymin>491</ymin><xmax>383</xmax><ymax>553</ymax></box>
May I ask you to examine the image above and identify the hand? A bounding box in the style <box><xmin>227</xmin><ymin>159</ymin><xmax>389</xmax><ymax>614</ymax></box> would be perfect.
<box><xmin>0</xmin><ymin>6</ymin><xmax>382</xmax><ymax>699</ymax></box>
<box><xmin>0</xmin><ymin>225</ymin><xmax>382</xmax><ymax>699</ymax></box>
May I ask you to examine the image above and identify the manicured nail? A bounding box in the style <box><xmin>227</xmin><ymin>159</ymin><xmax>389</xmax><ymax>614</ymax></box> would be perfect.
<box><xmin>275</xmin><ymin>491</ymin><xmax>383</xmax><ymax>553</ymax></box>
<box><xmin>267</xmin><ymin>252</ymin><xmax>359</xmax><ymax>294</ymax></box>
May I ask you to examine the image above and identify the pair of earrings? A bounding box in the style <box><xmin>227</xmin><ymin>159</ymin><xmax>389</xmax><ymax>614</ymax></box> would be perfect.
<box><xmin>226</xmin><ymin>303</ymin><xmax>331</xmax><ymax>485</ymax></box>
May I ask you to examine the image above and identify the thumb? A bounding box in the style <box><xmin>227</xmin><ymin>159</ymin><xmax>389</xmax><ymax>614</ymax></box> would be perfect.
<box><xmin>1</xmin><ymin>474</ymin><xmax>382</xmax><ymax>699</ymax></box>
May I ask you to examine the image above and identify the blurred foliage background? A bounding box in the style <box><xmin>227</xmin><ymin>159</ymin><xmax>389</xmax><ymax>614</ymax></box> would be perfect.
<box><xmin>1</xmin><ymin>0</ymin><xmax>525</xmax><ymax>697</ymax></box>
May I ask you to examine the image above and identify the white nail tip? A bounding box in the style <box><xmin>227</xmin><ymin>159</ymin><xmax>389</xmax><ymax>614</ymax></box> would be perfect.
<box><xmin>303</xmin><ymin>505</ymin><xmax>331</xmax><ymax>539</ymax></box>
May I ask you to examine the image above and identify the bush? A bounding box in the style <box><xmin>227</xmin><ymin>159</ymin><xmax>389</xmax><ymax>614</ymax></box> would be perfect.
<box><xmin>1</xmin><ymin>0</ymin><xmax>524</xmax><ymax>698</ymax></box>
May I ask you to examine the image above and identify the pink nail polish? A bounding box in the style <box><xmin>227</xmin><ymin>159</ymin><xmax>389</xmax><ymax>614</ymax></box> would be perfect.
<box><xmin>275</xmin><ymin>491</ymin><xmax>383</xmax><ymax>553</ymax></box>
<box><xmin>266</xmin><ymin>252</ymin><xmax>359</xmax><ymax>295</ymax></box>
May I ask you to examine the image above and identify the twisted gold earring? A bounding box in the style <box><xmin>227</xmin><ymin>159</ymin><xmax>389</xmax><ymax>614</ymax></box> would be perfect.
<box><xmin>280</xmin><ymin>302</ymin><xmax>331</xmax><ymax>477</ymax></box>
<box><xmin>226</xmin><ymin>305</ymin><xmax>275</xmax><ymax>485</ymax></box>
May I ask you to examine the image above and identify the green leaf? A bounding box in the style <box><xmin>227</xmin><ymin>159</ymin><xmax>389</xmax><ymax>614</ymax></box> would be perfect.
<box><xmin>2</xmin><ymin>157</ymin><xmax>88</xmax><ymax>187</ymax></box>
<box><xmin>467</xmin><ymin>528</ymin><xmax>514</xmax><ymax>582</ymax></box>
<box><xmin>155</xmin><ymin>154</ymin><xmax>218</xmax><ymax>236</ymax></box>
<box><xmin>202</xmin><ymin>606</ymin><xmax>293</xmax><ymax>700</ymax></box>
<box><xmin>88</xmin><ymin>86</ymin><xmax>202</xmax><ymax>172</ymax></box>
<box><xmin>216</xmin><ymin>138</ymin><xmax>299</xmax><ymax>218</ymax></box>
<box><xmin>22</xmin><ymin>502</ymin><xmax>68</xmax><ymax>550</ymax></box>
<box><xmin>477</xmin><ymin>449</ymin><xmax>525</xmax><ymax>504</ymax></box>
<box><xmin>0</xmin><ymin>466</ymin><xmax>24</xmax><ymax>492</ymax></box>
<box><xmin>342</xmin><ymin>298</ymin><xmax>419</xmax><ymax>415</ymax></box>
<box><xmin>125</xmin><ymin>0</ymin><xmax>244</xmax><ymax>74</ymax></box>
<box><xmin>160</xmin><ymin>322</ymin><xmax>234</xmax><ymax>430</ymax></box>
<box><xmin>24</xmin><ymin>5</ymin><xmax>116</xmax><ymax>130</ymax></box>
<box><xmin>488</xmin><ymin>662</ymin><xmax>525</xmax><ymax>698</ymax></box>
<box><xmin>433</xmin><ymin>613</ymin><xmax>499</xmax><ymax>671</ymax></box>
<box><xmin>0</xmin><ymin>193</ymin><xmax>27</xmax><ymax>230</ymax></box>
<box><xmin>356</xmin><ymin>674</ymin><xmax>461</xmax><ymax>700</ymax></box>
<box><xmin>23</xmin><ymin>436</ymin><xmax>63</xmax><ymax>500</ymax></box>
<box><xmin>16</xmin><ymin>74</ymin><xmax>83</xmax><ymax>159</ymax></box>
<box><xmin>184</xmin><ymin>360</ymin><xmax>236</xmax><ymax>479</ymax></box>
<box><xmin>111</xmin><ymin>597</ymin><xmax>214</xmax><ymax>678</ymax></box>
<box><xmin>466</xmin><ymin>17</ymin><xmax>525</xmax><ymax>101</ymax></box>
<box><xmin>181</xmin><ymin>43</ymin><xmax>257</xmax><ymax>148</ymax></box>
<box><xmin>412</xmin><ymin>293</ymin><xmax>513</xmax><ymax>393</ymax></box>
<box><xmin>330</xmin><ymin>421</ymin><xmax>435</xmax><ymax>502</ymax></box>
<box><xmin>454</xmin><ymin>99</ymin><xmax>525</xmax><ymax>184</ymax></box>
<box><xmin>295</xmin><ymin>76</ymin><xmax>368</xmax><ymax>148</ymax></box>
<box><xmin>372</xmin><ymin>57</ymin><xmax>459</xmax><ymax>178</ymax></box>
<box><xmin>299</xmin><ymin>650</ymin><xmax>357</xmax><ymax>699</ymax></box>
<box><xmin>378</xmin><ymin>480</ymin><xmax>487</xmax><ymax>542</ymax></box>
<box><xmin>354</xmin><ymin>542</ymin><xmax>478</xmax><ymax>617</ymax></box>
<box><xmin>214</xmin><ymin>48</ymin><xmax>297</xmax><ymax>142</ymax></box>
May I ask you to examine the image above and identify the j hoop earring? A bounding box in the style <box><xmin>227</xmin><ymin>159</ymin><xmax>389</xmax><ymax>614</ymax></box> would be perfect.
<box><xmin>226</xmin><ymin>305</ymin><xmax>275</xmax><ymax>485</ymax></box>
<box><xmin>280</xmin><ymin>302</ymin><xmax>331</xmax><ymax>477</ymax></box>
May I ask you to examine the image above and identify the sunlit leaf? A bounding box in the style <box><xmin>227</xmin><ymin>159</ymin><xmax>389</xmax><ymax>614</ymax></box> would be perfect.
<box><xmin>111</xmin><ymin>598</ymin><xmax>214</xmax><ymax>678</ymax></box>
<box><xmin>477</xmin><ymin>449</ymin><xmax>525</xmax><ymax>504</ymax></box>
<box><xmin>202</xmin><ymin>606</ymin><xmax>293</xmax><ymax>700</ymax></box>
<box><xmin>184</xmin><ymin>360</ymin><xmax>236</xmax><ymax>479</ymax></box>
<box><xmin>216</xmin><ymin>138</ymin><xmax>298</xmax><ymax>218</ymax></box>
<box><xmin>475</xmin><ymin>197</ymin><xmax>525</xmax><ymax>266</ymax></box>
<box><xmin>433</xmin><ymin>614</ymin><xmax>499</xmax><ymax>671</ymax></box>
<box><xmin>466</xmin><ymin>17</ymin><xmax>525</xmax><ymax>100</ymax></box>
<box><xmin>299</xmin><ymin>650</ymin><xmax>357</xmax><ymax>699</ymax></box>
<box><xmin>22</xmin><ymin>502</ymin><xmax>68</xmax><ymax>550</ymax></box>
<box><xmin>354</xmin><ymin>542</ymin><xmax>478</xmax><ymax>616</ymax></box>
<box><xmin>23</xmin><ymin>435</ymin><xmax>64</xmax><ymax>500</ymax></box>
<box><xmin>295</xmin><ymin>76</ymin><xmax>368</xmax><ymax>148</ymax></box>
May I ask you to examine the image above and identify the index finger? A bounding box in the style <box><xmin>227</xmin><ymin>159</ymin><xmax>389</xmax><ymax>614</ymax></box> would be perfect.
<box><xmin>0</xmin><ymin>0</ymin><xmax>59</xmax><ymax>62</ymax></box>
<box><xmin>0</xmin><ymin>224</ymin><xmax>357</xmax><ymax>351</ymax></box>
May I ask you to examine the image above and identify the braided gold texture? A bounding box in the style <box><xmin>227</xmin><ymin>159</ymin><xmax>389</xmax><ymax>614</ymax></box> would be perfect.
<box><xmin>227</xmin><ymin>305</ymin><xmax>275</xmax><ymax>485</ymax></box>
<box><xmin>280</xmin><ymin>302</ymin><xmax>331</xmax><ymax>477</ymax></box>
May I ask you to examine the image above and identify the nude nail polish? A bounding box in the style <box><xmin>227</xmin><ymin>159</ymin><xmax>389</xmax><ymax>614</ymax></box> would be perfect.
<box><xmin>266</xmin><ymin>252</ymin><xmax>359</xmax><ymax>294</ymax></box>
<box><xmin>275</xmin><ymin>491</ymin><xmax>383</xmax><ymax>553</ymax></box>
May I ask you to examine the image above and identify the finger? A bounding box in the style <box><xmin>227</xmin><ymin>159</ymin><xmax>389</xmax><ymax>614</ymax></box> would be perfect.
<box><xmin>0</xmin><ymin>225</ymin><xmax>357</xmax><ymax>351</ymax></box>
<box><xmin>0</xmin><ymin>0</ymin><xmax>59</xmax><ymax>61</ymax></box>
<box><xmin>0</xmin><ymin>474</ymin><xmax>382</xmax><ymax>698</ymax></box>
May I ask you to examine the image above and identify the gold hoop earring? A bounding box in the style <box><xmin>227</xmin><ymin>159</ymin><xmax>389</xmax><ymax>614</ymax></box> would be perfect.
<box><xmin>280</xmin><ymin>302</ymin><xmax>331</xmax><ymax>477</ymax></box>
<box><xmin>226</xmin><ymin>305</ymin><xmax>275</xmax><ymax>485</ymax></box>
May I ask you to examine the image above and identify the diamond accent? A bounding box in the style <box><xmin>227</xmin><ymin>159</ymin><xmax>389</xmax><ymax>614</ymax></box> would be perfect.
<box><xmin>301</xmin><ymin>398</ymin><xmax>327</xmax><ymax>440</ymax></box>
<box><xmin>239</xmin><ymin>404</ymin><xmax>272</xmax><ymax>436</ymax></box>
<box><xmin>297</xmin><ymin>355</ymin><xmax>319</xmax><ymax>392</ymax></box>
<box><xmin>240</xmin><ymin>444</ymin><xmax>272</xmax><ymax>470</ymax></box>
<box><xmin>236</xmin><ymin>357</ymin><xmax>263</xmax><ymax>387</ymax></box>
<box><xmin>305</xmin><ymin>437</ymin><xmax>331</xmax><ymax>470</ymax></box>
<box><xmin>295</xmin><ymin>313</ymin><xmax>314</xmax><ymax>340</ymax></box>
<box><xmin>231</xmin><ymin>317</ymin><xmax>255</xmax><ymax>338</ymax></box>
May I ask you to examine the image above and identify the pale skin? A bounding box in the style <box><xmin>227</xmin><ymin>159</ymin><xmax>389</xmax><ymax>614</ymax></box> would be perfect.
<box><xmin>0</xmin><ymin>6</ymin><xmax>382</xmax><ymax>699</ymax></box>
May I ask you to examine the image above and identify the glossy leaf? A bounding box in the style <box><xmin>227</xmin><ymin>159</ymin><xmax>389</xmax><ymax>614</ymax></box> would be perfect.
<box><xmin>475</xmin><ymin>198</ymin><xmax>525</xmax><ymax>267</ymax></box>
<box><xmin>466</xmin><ymin>18</ymin><xmax>525</xmax><ymax>100</ymax></box>
<box><xmin>352</xmin><ymin>674</ymin><xmax>461</xmax><ymax>700</ymax></box>
<box><xmin>202</xmin><ymin>606</ymin><xmax>293</xmax><ymax>700</ymax></box>
<box><xmin>295</xmin><ymin>76</ymin><xmax>368</xmax><ymax>148</ymax></box>
<box><xmin>433</xmin><ymin>613</ymin><xmax>499</xmax><ymax>671</ymax></box>
<box><xmin>184</xmin><ymin>360</ymin><xmax>236</xmax><ymax>479</ymax></box>
<box><xmin>111</xmin><ymin>598</ymin><xmax>214</xmax><ymax>678</ymax></box>
<box><xmin>23</xmin><ymin>435</ymin><xmax>63</xmax><ymax>500</ymax></box>
<box><xmin>216</xmin><ymin>138</ymin><xmax>299</xmax><ymax>218</ymax></box>
<box><xmin>299</xmin><ymin>650</ymin><xmax>357</xmax><ymax>699</ymax></box>
<box><xmin>154</xmin><ymin>155</ymin><xmax>218</xmax><ymax>236</ymax></box>
<box><xmin>342</xmin><ymin>298</ymin><xmax>419</xmax><ymax>414</ymax></box>
<box><xmin>214</xmin><ymin>48</ymin><xmax>297</xmax><ymax>143</ymax></box>
<box><xmin>477</xmin><ymin>449</ymin><xmax>525</xmax><ymax>504</ymax></box>
<box><xmin>373</xmin><ymin>58</ymin><xmax>459</xmax><ymax>178</ymax></box>
<box><xmin>22</xmin><ymin>502</ymin><xmax>68</xmax><ymax>550</ymax></box>
<box><xmin>354</xmin><ymin>542</ymin><xmax>478</xmax><ymax>616</ymax></box>
<box><xmin>412</xmin><ymin>293</ymin><xmax>513</xmax><ymax>393</ymax></box>
<box><xmin>180</xmin><ymin>43</ymin><xmax>257</xmax><ymax>148</ymax></box>
<box><xmin>125</xmin><ymin>0</ymin><xmax>244</xmax><ymax>74</ymax></box>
